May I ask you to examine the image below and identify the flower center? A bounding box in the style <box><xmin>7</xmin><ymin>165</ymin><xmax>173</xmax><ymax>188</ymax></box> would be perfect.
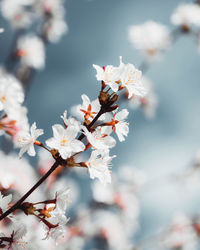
<box><xmin>0</xmin><ymin>95</ymin><xmax>6</xmax><ymax>103</ymax></box>
<box><xmin>17</xmin><ymin>50</ymin><xmax>28</xmax><ymax>57</ymax></box>
<box><xmin>60</xmin><ymin>139</ymin><xmax>67</xmax><ymax>146</ymax></box>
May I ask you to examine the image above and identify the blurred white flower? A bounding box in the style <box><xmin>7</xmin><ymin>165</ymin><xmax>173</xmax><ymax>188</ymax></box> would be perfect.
<box><xmin>0</xmin><ymin>192</ymin><xmax>12</xmax><ymax>214</ymax></box>
<box><xmin>161</xmin><ymin>214</ymin><xmax>198</xmax><ymax>250</ymax></box>
<box><xmin>0</xmin><ymin>106</ymin><xmax>29</xmax><ymax>140</ymax></box>
<box><xmin>118</xmin><ymin>165</ymin><xmax>147</xmax><ymax>191</ymax></box>
<box><xmin>86</xmin><ymin>210</ymin><xmax>131</xmax><ymax>250</ymax></box>
<box><xmin>44</xmin><ymin>18</ymin><xmax>68</xmax><ymax>43</ymax></box>
<box><xmin>1</xmin><ymin>0</ymin><xmax>33</xmax><ymax>29</ymax></box>
<box><xmin>56</xmin><ymin>187</ymin><xmax>70</xmax><ymax>212</ymax></box>
<box><xmin>171</xmin><ymin>3</ymin><xmax>200</xmax><ymax>28</ymax></box>
<box><xmin>0</xmin><ymin>151</ymin><xmax>40</xmax><ymax>198</ymax></box>
<box><xmin>16</xmin><ymin>35</ymin><xmax>45</xmax><ymax>69</ymax></box>
<box><xmin>129</xmin><ymin>76</ymin><xmax>158</xmax><ymax>118</ymax></box>
<box><xmin>34</xmin><ymin>0</ymin><xmax>65</xmax><ymax>18</ymax></box>
<box><xmin>0</xmin><ymin>73</ymin><xmax>24</xmax><ymax>114</ymax></box>
<box><xmin>92</xmin><ymin>180</ymin><xmax>115</xmax><ymax>204</ymax></box>
<box><xmin>128</xmin><ymin>21</ymin><xmax>171</xmax><ymax>59</ymax></box>
<box><xmin>0</xmin><ymin>223</ymin><xmax>27</xmax><ymax>249</ymax></box>
<box><xmin>46</xmin><ymin>124</ymin><xmax>85</xmax><ymax>159</ymax></box>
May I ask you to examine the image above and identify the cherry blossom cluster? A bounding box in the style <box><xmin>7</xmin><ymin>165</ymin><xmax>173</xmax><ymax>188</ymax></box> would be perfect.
<box><xmin>0</xmin><ymin>69</ymin><xmax>30</xmax><ymax>146</ymax></box>
<box><xmin>15</xmin><ymin>57</ymin><xmax>146</xmax><ymax>185</ymax></box>
<box><xmin>0</xmin><ymin>0</ymin><xmax>68</xmax><ymax>99</ymax></box>
<box><xmin>1</xmin><ymin>0</ymin><xmax>67</xmax><ymax>43</ymax></box>
<box><xmin>126</xmin><ymin>2</ymin><xmax>200</xmax><ymax>119</ymax></box>
<box><xmin>0</xmin><ymin>57</ymin><xmax>147</xmax><ymax>249</ymax></box>
<box><xmin>1</xmin><ymin>1</ymin><xmax>200</xmax><ymax>249</ymax></box>
<box><xmin>128</xmin><ymin>3</ymin><xmax>200</xmax><ymax>61</ymax></box>
<box><xmin>0</xmin><ymin>0</ymin><xmax>68</xmax><ymax>149</ymax></box>
<box><xmin>0</xmin><ymin>188</ymin><xmax>70</xmax><ymax>246</ymax></box>
<box><xmin>60</xmin><ymin>166</ymin><xmax>145</xmax><ymax>250</ymax></box>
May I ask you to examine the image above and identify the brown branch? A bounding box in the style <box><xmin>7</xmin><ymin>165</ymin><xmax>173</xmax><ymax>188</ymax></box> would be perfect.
<box><xmin>0</xmin><ymin>160</ymin><xmax>60</xmax><ymax>221</ymax></box>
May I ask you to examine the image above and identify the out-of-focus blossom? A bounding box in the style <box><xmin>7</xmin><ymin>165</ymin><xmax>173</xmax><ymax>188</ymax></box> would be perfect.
<box><xmin>61</xmin><ymin>110</ymin><xmax>81</xmax><ymax>132</ymax></box>
<box><xmin>85</xmin><ymin>210</ymin><xmax>131</xmax><ymax>250</ymax></box>
<box><xmin>0</xmin><ymin>73</ymin><xmax>24</xmax><ymax>114</ymax></box>
<box><xmin>43</xmin><ymin>18</ymin><xmax>68</xmax><ymax>43</ymax></box>
<box><xmin>128</xmin><ymin>21</ymin><xmax>171</xmax><ymax>59</ymax></box>
<box><xmin>34</xmin><ymin>0</ymin><xmax>65</xmax><ymax>18</ymax></box>
<box><xmin>171</xmin><ymin>3</ymin><xmax>200</xmax><ymax>28</ymax></box>
<box><xmin>46</xmin><ymin>124</ymin><xmax>85</xmax><ymax>159</ymax></box>
<box><xmin>16</xmin><ymin>35</ymin><xmax>45</xmax><ymax>69</ymax></box>
<box><xmin>0</xmin><ymin>151</ymin><xmax>40</xmax><ymax>198</ymax></box>
<box><xmin>161</xmin><ymin>214</ymin><xmax>198</xmax><ymax>250</ymax></box>
<box><xmin>16</xmin><ymin>122</ymin><xmax>44</xmax><ymax>158</ymax></box>
<box><xmin>0</xmin><ymin>223</ymin><xmax>27</xmax><ymax>249</ymax></box>
<box><xmin>0</xmin><ymin>106</ymin><xmax>29</xmax><ymax>140</ymax></box>
<box><xmin>129</xmin><ymin>76</ymin><xmax>158</xmax><ymax>118</ymax></box>
<box><xmin>34</xmin><ymin>0</ymin><xmax>67</xmax><ymax>43</ymax></box>
<box><xmin>1</xmin><ymin>0</ymin><xmax>33</xmax><ymax>29</ymax></box>
<box><xmin>0</xmin><ymin>192</ymin><xmax>12</xmax><ymax>215</ymax></box>
<box><xmin>0</xmin><ymin>28</ymin><xmax>4</xmax><ymax>33</ymax></box>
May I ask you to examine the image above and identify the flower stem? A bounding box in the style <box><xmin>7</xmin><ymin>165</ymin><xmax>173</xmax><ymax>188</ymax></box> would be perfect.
<box><xmin>78</xmin><ymin>107</ymin><xmax>105</xmax><ymax>141</ymax></box>
<box><xmin>0</xmin><ymin>161</ymin><xmax>60</xmax><ymax>221</ymax></box>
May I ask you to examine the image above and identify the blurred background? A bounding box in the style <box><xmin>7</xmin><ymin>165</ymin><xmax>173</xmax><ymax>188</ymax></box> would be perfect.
<box><xmin>0</xmin><ymin>0</ymin><xmax>200</xmax><ymax>248</ymax></box>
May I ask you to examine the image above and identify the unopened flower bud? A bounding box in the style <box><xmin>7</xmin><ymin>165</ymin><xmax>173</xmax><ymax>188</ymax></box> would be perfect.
<box><xmin>50</xmin><ymin>149</ymin><xmax>59</xmax><ymax>159</ymax></box>
<box><xmin>182</xmin><ymin>24</ymin><xmax>190</xmax><ymax>33</ymax></box>
<box><xmin>106</xmin><ymin>105</ymin><xmax>118</xmax><ymax>112</ymax></box>
<box><xmin>20</xmin><ymin>202</ymin><xmax>36</xmax><ymax>215</ymax></box>
<box><xmin>109</xmin><ymin>94</ymin><xmax>118</xmax><ymax>105</ymax></box>
<box><xmin>98</xmin><ymin>91</ymin><xmax>110</xmax><ymax>106</ymax></box>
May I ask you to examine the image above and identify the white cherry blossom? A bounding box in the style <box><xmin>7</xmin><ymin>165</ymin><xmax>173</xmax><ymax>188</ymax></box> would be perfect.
<box><xmin>1</xmin><ymin>0</ymin><xmax>33</xmax><ymax>29</ymax></box>
<box><xmin>119</xmin><ymin>57</ymin><xmax>146</xmax><ymax>98</ymax></box>
<box><xmin>16</xmin><ymin>122</ymin><xmax>44</xmax><ymax>158</ymax></box>
<box><xmin>71</xmin><ymin>94</ymin><xmax>103</xmax><ymax>122</ymax></box>
<box><xmin>171</xmin><ymin>3</ymin><xmax>200</xmax><ymax>28</ymax></box>
<box><xmin>46</xmin><ymin>124</ymin><xmax>85</xmax><ymax>159</ymax></box>
<box><xmin>16</xmin><ymin>35</ymin><xmax>45</xmax><ymax>69</ymax></box>
<box><xmin>61</xmin><ymin>110</ymin><xmax>81</xmax><ymax>132</ymax></box>
<box><xmin>86</xmin><ymin>150</ymin><xmax>115</xmax><ymax>185</ymax></box>
<box><xmin>128</xmin><ymin>21</ymin><xmax>171</xmax><ymax>59</ymax></box>
<box><xmin>44</xmin><ymin>18</ymin><xmax>68</xmax><ymax>43</ymax></box>
<box><xmin>81</xmin><ymin>126</ymin><xmax>116</xmax><ymax>150</ymax></box>
<box><xmin>106</xmin><ymin>109</ymin><xmax>129</xmax><ymax>142</ymax></box>
<box><xmin>0</xmin><ymin>74</ymin><xmax>24</xmax><ymax>114</ymax></box>
<box><xmin>93</xmin><ymin>64</ymin><xmax>120</xmax><ymax>92</ymax></box>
